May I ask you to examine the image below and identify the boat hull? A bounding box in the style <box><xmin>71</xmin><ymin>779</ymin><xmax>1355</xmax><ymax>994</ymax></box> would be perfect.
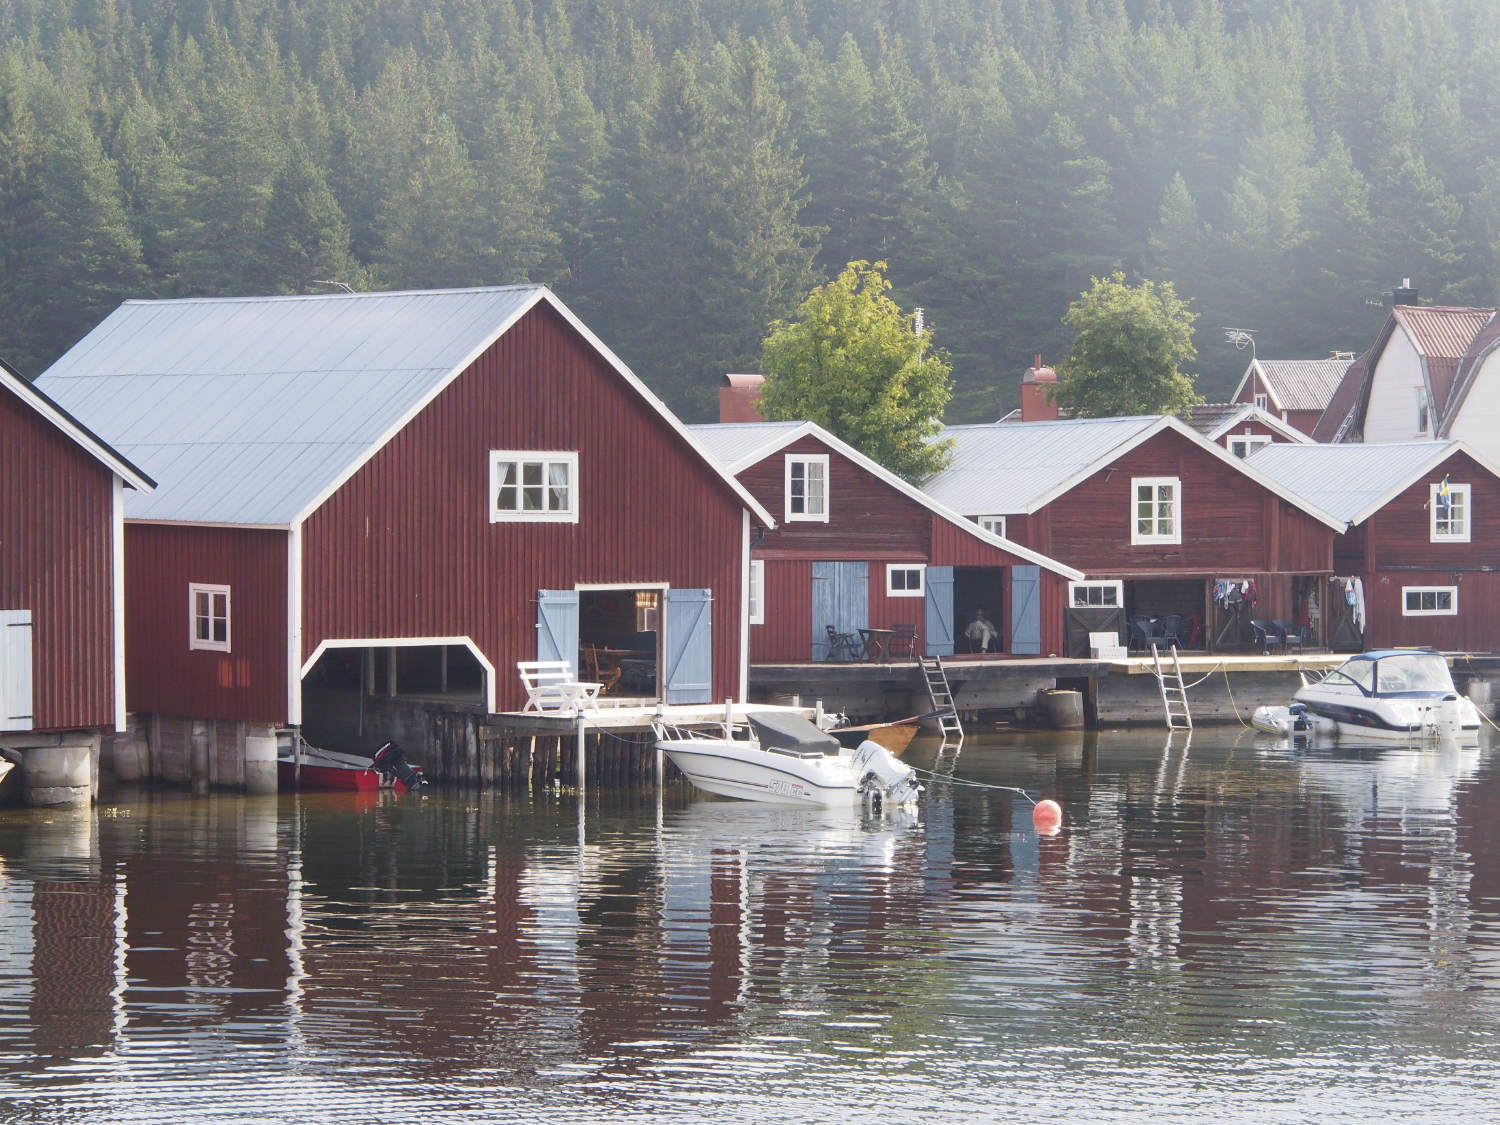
<box><xmin>661</xmin><ymin>741</ymin><xmax>861</xmax><ymax>807</ymax></box>
<box><xmin>277</xmin><ymin>758</ymin><xmax>381</xmax><ymax>791</ymax></box>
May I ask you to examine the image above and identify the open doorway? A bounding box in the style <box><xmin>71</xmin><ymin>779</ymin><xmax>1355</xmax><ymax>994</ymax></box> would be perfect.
<box><xmin>578</xmin><ymin>588</ymin><xmax>660</xmax><ymax>698</ymax></box>
<box><xmin>953</xmin><ymin>567</ymin><xmax>1007</xmax><ymax>653</ymax></box>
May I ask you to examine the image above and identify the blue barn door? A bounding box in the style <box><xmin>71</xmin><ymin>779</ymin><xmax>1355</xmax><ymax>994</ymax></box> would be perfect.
<box><xmin>536</xmin><ymin>590</ymin><xmax>580</xmax><ymax>674</ymax></box>
<box><xmin>664</xmin><ymin>588</ymin><xmax>713</xmax><ymax>704</ymax></box>
<box><xmin>0</xmin><ymin>610</ymin><xmax>33</xmax><ymax>732</ymax></box>
<box><xmin>924</xmin><ymin>566</ymin><xmax>955</xmax><ymax>657</ymax></box>
<box><xmin>811</xmin><ymin>562</ymin><xmax>869</xmax><ymax>659</ymax></box>
<box><xmin>1009</xmin><ymin>566</ymin><xmax>1042</xmax><ymax>656</ymax></box>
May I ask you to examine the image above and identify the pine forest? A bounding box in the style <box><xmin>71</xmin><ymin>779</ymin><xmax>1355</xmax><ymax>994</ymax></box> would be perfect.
<box><xmin>3</xmin><ymin>0</ymin><xmax>1499</xmax><ymax>421</ymax></box>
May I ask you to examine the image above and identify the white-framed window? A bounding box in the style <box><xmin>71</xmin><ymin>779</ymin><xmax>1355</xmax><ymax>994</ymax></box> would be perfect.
<box><xmin>785</xmin><ymin>454</ymin><xmax>829</xmax><ymax>522</ymax></box>
<box><xmin>189</xmin><ymin>584</ymin><xmax>231</xmax><ymax>652</ymax></box>
<box><xmin>977</xmin><ymin>514</ymin><xmax>1007</xmax><ymax>537</ymax></box>
<box><xmin>886</xmin><ymin>564</ymin><xmax>925</xmax><ymax>597</ymax></box>
<box><xmin>1253</xmin><ymin>392</ymin><xmax>1268</xmax><ymax>410</ymax></box>
<box><xmin>1403</xmin><ymin>586</ymin><xmax>1457</xmax><ymax>616</ymax></box>
<box><xmin>748</xmin><ymin>560</ymin><xmax>765</xmax><ymax>625</ymax></box>
<box><xmin>1430</xmin><ymin>482</ymin><xmax>1471</xmax><ymax>542</ymax></box>
<box><xmin>1131</xmin><ymin>477</ymin><xmax>1181</xmax><ymax>544</ymax></box>
<box><xmin>1069</xmin><ymin>580</ymin><xmax>1124</xmax><ymax>608</ymax></box>
<box><xmin>1417</xmin><ymin>389</ymin><xmax>1430</xmax><ymax>434</ymax></box>
<box><xmin>1228</xmin><ymin>433</ymin><xmax>1272</xmax><ymax>458</ymax></box>
<box><xmin>490</xmin><ymin>451</ymin><xmax>578</xmax><ymax>522</ymax></box>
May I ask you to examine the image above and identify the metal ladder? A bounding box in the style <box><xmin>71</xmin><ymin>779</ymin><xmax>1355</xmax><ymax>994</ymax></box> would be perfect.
<box><xmin>920</xmin><ymin>656</ymin><xmax>965</xmax><ymax>738</ymax></box>
<box><xmin>1151</xmin><ymin>643</ymin><xmax>1193</xmax><ymax>730</ymax></box>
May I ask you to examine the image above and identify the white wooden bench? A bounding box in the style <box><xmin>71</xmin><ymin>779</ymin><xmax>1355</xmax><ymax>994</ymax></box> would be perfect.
<box><xmin>517</xmin><ymin>660</ymin><xmax>603</xmax><ymax>714</ymax></box>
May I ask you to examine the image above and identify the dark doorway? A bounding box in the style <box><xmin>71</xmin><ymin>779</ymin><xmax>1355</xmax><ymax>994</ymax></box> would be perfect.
<box><xmin>578</xmin><ymin>588</ymin><xmax>659</xmax><ymax>696</ymax></box>
<box><xmin>953</xmin><ymin>567</ymin><xmax>1006</xmax><ymax>653</ymax></box>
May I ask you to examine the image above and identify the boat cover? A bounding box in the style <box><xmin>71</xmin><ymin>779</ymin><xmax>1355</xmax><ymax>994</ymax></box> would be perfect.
<box><xmin>748</xmin><ymin>712</ymin><xmax>841</xmax><ymax>755</ymax></box>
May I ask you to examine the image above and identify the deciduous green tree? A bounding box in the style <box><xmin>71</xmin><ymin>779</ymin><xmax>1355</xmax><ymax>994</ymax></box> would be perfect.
<box><xmin>760</xmin><ymin>260</ymin><xmax>952</xmax><ymax>482</ymax></box>
<box><xmin>1053</xmin><ymin>273</ymin><xmax>1199</xmax><ymax>418</ymax></box>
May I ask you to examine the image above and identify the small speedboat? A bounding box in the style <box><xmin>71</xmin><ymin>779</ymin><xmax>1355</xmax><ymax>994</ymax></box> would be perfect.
<box><xmin>1252</xmin><ymin>649</ymin><xmax>1482</xmax><ymax>743</ymax></box>
<box><xmin>654</xmin><ymin>712</ymin><xmax>921</xmax><ymax>809</ymax></box>
<box><xmin>277</xmin><ymin>734</ymin><xmax>428</xmax><ymax>792</ymax></box>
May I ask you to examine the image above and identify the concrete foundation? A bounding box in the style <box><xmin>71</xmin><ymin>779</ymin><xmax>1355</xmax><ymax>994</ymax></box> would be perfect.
<box><xmin>244</xmin><ymin>724</ymin><xmax>278</xmax><ymax>794</ymax></box>
<box><xmin>0</xmin><ymin>730</ymin><xmax>101</xmax><ymax>807</ymax></box>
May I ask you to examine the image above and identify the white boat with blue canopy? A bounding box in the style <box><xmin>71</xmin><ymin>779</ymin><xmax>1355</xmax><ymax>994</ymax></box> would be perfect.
<box><xmin>1253</xmin><ymin>649</ymin><xmax>1482</xmax><ymax>743</ymax></box>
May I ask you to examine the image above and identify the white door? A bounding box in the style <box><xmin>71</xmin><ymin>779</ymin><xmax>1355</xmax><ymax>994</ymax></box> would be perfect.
<box><xmin>0</xmin><ymin>610</ymin><xmax>33</xmax><ymax>732</ymax></box>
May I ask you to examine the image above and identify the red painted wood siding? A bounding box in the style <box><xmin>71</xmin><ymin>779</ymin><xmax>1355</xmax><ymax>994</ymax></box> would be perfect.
<box><xmin>1367</xmin><ymin>451</ymin><xmax>1500</xmax><ymax>570</ymax></box>
<box><xmin>752</xmin><ymin>560</ymin><xmax>813</xmax><ymax>662</ymax></box>
<box><xmin>0</xmin><ymin>386</ymin><xmax>117</xmax><ymax>730</ymax></box>
<box><xmin>125</xmin><ymin>525</ymin><xmax>288</xmax><ymax>722</ymax></box>
<box><xmin>929</xmin><ymin>515</ymin><xmax>1067</xmax><ymax>654</ymax></box>
<box><xmin>1028</xmin><ymin>429</ymin><xmax>1334</xmax><ymax>576</ymax></box>
<box><xmin>301</xmin><ymin>303</ymin><xmax>748</xmax><ymax>712</ymax></box>
<box><xmin>1361</xmin><ymin>570</ymin><xmax>1500</xmax><ymax>651</ymax></box>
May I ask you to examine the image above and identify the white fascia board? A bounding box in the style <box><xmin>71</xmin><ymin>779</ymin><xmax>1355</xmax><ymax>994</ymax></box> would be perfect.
<box><xmin>0</xmin><ymin>362</ymin><xmax>156</xmax><ymax>493</ymax></box>
<box><xmin>299</xmin><ymin>635</ymin><xmax>498</xmax><ymax>715</ymax></box>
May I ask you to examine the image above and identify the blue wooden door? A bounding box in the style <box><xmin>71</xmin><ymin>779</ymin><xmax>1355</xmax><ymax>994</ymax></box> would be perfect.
<box><xmin>536</xmin><ymin>590</ymin><xmax>580</xmax><ymax>674</ymax></box>
<box><xmin>924</xmin><ymin>566</ymin><xmax>955</xmax><ymax>657</ymax></box>
<box><xmin>664</xmin><ymin>588</ymin><xmax>713</xmax><ymax>704</ymax></box>
<box><xmin>1009</xmin><ymin>565</ymin><xmax>1042</xmax><ymax>656</ymax></box>
<box><xmin>0</xmin><ymin>610</ymin><xmax>33</xmax><ymax>732</ymax></box>
<box><xmin>811</xmin><ymin>562</ymin><xmax>869</xmax><ymax>659</ymax></box>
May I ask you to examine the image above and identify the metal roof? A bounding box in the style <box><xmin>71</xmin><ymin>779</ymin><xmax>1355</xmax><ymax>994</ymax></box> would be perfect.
<box><xmin>1186</xmin><ymin>402</ymin><xmax>1312</xmax><ymax>444</ymax></box>
<box><xmin>1252</xmin><ymin>359</ymin><xmax>1350</xmax><ymax>412</ymax></box>
<box><xmin>35</xmin><ymin>287</ymin><xmax>773</xmax><ymax>527</ymax></box>
<box><xmin>1246</xmin><ymin>440</ymin><xmax>1464</xmax><ymax>525</ymax></box>
<box><xmin>923</xmin><ymin>416</ymin><xmax>1166</xmax><ymax>514</ymax></box>
<box><xmin>685</xmin><ymin>421</ymin><xmax>807</xmax><ymax>473</ymax></box>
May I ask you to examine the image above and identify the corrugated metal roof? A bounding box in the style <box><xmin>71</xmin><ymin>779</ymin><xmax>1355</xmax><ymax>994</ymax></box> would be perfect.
<box><xmin>686</xmin><ymin>421</ymin><xmax>806</xmax><ymax>471</ymax></box>
<box><xmin>1440</xmin><ymin>310</ymin><xmax>1500</xmax><ymax>432</ymax></box>
<box><xmin>1254</xmin><ymin>359</ymin><xmax>1350</xmax><ymax>411</ymax></box>
<box><xmin>1247</xmin><ymin>440</ymin><xmax>1458</xmax><ymax>524</ymax></box>
<box><xmin>1393</xmin><ymin>305</ymin><xmax>1491</xmax><ymax>362</ymax></box>
<box><xmin>1313</xmin><ymin>350</ymin><xmax>1370</xmax><ymax>442</ymax></box>
<box><xmin>35</xmin><ymin>287</ymin><xmax>550</xmax><ymax>524</ymax></box>
<box><xmin>924</xmin><ymin>416</ymin><xmax>1164</xmax><ymax>514</ymax></box>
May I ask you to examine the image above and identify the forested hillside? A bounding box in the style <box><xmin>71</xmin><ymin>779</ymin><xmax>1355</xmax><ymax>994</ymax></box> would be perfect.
<box><xmin>3</xmin><ymin>0</ymin><xmax>1499</xmax><ymax>420</ymax></box>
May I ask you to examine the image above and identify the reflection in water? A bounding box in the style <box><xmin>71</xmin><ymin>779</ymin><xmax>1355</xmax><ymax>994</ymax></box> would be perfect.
<box><xmin>0</xmin><ymin>730</ymin><xmax>1498</xmax><ymax>1122</ymax></box>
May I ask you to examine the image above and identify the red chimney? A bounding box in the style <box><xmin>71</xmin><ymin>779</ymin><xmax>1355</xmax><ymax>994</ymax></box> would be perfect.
<box><xmin>1019</xmin><ymin>355</ymin><xmax>1059</xmax><ymax>421</ymax></box>
<box><xmin>719</xmin><ymin>373</ymin><xmax>766</xmax><ymax>423</ymax></box>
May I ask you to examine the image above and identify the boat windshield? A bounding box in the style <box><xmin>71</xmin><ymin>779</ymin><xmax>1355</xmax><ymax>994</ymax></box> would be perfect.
<box><xmin>1372</xmin><ymin>652</ymin><xmax>1456</xmax><ymax>694</ymax></box>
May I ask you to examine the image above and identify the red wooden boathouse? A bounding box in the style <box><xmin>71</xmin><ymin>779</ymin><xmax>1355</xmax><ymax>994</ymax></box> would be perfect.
<box><xmin>924</xmin><ymin>415</ymin><xmax>1346</xmax><ymax>655</ymax></box>
<box><xmin>34</xmin><ymin>288</ymin><xmax>772</xmax><ymax>782</ymax></box>
<box><xmin>1</xmin><ymin>357</ymin><xmax>155</xmax><ymax>803</ymax></box>
<box><xmin>689</xmin><ymin>421</ymin><xmax>1083</xmax><ymax>660</ymax></box>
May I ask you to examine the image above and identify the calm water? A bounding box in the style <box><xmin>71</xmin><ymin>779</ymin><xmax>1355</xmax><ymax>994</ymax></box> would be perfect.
<box><xmin>3</xmin><ymin>728</ymin><xmax>1500</xmax><ymax>1124</ymax></box>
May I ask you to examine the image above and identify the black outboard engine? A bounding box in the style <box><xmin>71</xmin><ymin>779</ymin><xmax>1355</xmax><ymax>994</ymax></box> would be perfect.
<box><xmin>372</xmin><ymin>741</ymin><xmax>427</xmax><ymax>793</ymax></box>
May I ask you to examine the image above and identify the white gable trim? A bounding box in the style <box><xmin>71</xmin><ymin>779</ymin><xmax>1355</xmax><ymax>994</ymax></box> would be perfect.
<box><xmin>299</xmin><ymin>635</ymin><xmax>498</xmax><ymax>716</ymax></box>
<box><xmin>1343</xmin><ymin>440</ymin><xmax>1500</xmax><ymax>527</ymax></box>
<box><xmin>1202</xmin><ymin>404</ymin><xmax>1310</xmax><ymax>445</ymax></box>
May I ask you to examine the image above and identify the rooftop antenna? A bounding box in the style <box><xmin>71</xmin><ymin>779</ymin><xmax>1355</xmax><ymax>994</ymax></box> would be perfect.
<box><xmin>1223</xmin><ymin>327</ymin><xmax>1257</xmax><ymax>362</ymax></box>
<box><xmin>312</xmin><ymin>279</ymin><xmax>355</xmax><ymax>294</ymax></box>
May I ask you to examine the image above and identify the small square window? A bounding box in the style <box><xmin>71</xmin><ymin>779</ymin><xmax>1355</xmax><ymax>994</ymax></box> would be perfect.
<box><xmin>748</xmin><ymin>560</ymin><xmax>765</xmax><ymax>625</ymax></box>
<box><xmin>490</xmin><ymin>451</ymin><xmax>578</xmax><ymax>522</ymax></box>
<box><xmin>1229</xmin><ymin>434</ymin><xmax>1271</xmax><ymax>458</ymax></box>
<box><xmin>1253</xmin><ymin>392</ymin><xmax>1268</xmax><ymax>410</ymax></box>
<box><xmin>1131</xmin><ymin>477</ymin><xmax>1181</xmax><ymax>544</ymax></box>
<box><xmin>1403</xmin><ymin>586</ymin><xmax>1456</xmax><ymax>616</ymax></box>
<box><xmin>786</xmin><ymin>454</ymin><xmax>829</xmax><ymax>522</ymax></box>
<box><xmin>189</xmin><ymin>583</ymin><xmax>231</xmax><ymax>652</ymax></box>
<box><xmin>977</xmin><ymin>515</ymin><xmax>1007</xmax><ymax>537</ymax></box>
<box><xmin>887</xmin><ymin>565</ymin><xmax>925</xmax><ymax>597</ymax></box>
<box><xmin>1430</xmin><ymin>482</ymin><xmax>1470</xmax><ymax>543</ymax></box>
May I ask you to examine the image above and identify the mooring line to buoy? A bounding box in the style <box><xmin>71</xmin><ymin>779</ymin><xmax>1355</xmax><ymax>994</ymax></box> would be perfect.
<box><xmin>907</xmin><ymin>766</ymin><xmax>1038</xmax><ymax>804</ymax></box>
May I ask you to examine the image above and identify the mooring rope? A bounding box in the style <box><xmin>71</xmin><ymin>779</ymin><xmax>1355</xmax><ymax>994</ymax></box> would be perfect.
<box><xmin>1220</xmin><ymin>667</ymin><xmax>1252</xmax><ymax>728</ymax></box>
<box><xmin>906</xmin><ymin>766</ymin><xmax>1039</xmax><ymax>804</ymax></box>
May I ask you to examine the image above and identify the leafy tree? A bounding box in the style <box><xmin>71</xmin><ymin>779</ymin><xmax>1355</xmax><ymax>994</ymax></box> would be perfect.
<box><xmin>1053</xmin><ymin>273</ymin><xmax>1199</xmax><ymax>418</ymax></box>
<box><xmin>760</xmin><ymin>260</ymin><xmax>952</xmax><ymax>482</ymax></box>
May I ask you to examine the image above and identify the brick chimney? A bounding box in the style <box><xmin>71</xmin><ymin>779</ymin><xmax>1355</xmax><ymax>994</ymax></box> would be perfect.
<box><xmin>1019</xmin><ymin>355</ymin><xmax>1059</xmax><ymax>421</ymax></box>
<box><xmin>719</xmin><ymin>373</ymin><xmax>765</xmax><ymax>423</ymax></box>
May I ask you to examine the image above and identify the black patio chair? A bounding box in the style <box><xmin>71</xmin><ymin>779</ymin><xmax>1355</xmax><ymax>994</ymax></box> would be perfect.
<box><xmin>887</xmin><ymin>623</ymin><xmax>918</xmax><ymax>659</ymax></box>
<box><xmin>1273</xmin><ymin>620</ymin><xmax>1307</xmax><ymax>653</ymax></box>
<box><xmin>824</xmin><ymin>625</ymin><xmax>863</xmax><ymax>662</ymax></box>
<box><xmin>1250</xmin><ymin>619</ymin><xmax>1277</xmax><ymax>653</ymax></box>
<box><xmin>1157</xmin><ymin>613</ymin><xmax>1185</xmax><ymax>649</ymax></box>
<box><xmin>1129</xmin><ymin>616</ymin><xmax>1169</xmax><ymax>651</ymax></box>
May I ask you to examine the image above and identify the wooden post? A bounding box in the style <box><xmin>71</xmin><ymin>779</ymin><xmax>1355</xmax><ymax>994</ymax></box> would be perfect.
<box><xmin>576</xmin><ymin>714</ymin><xmax>586</xmax><ymax>793</ymax></box>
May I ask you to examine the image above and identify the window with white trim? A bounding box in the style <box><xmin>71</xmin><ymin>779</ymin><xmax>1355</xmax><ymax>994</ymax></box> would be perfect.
<box><xmin>1416</xmin><ymin>389</ymin><xmax>1429</xmax><ymax>434</ymax></box>
<box><xmin>1430</xmin><ymin>482</ymin><xmax>1471</xmax><ymax>542</ymax></box>
<box><xmin>189</xmin><ymin>584</ymin><xmax>231</xmax><ymax>652</ymax></box>
<box><xmin>1403</xmin><ymin>586</ymin><xmax>1456</xmax><ymax>615</ymax></box>
<box><xmin>1131</xmin><ymin>477</ymin><xmax>1181</xmax><ymax>544</ymax></box>
<box><xmin>748</xmin><ymin>560</ymin><xmax>765</xmax><ymax>625</ymax></box>
<box><xmin>785</xmin><ymin>454</ymin><xmax>829</xmax><ymax>522</ymax></box>
<box><xmin>1069</xmin><ymin>580</ymin><xmax>1124</xmax><ymax>608</ymax></box>
<box><xmin>887</xmin><ymin>564</ymin><xmax>925</xmax><ymax>597</ymax></box>
<box><xmin>490</xmin><ymin>451</ymin><xmax>578</xmax><ymax>522</ymax></box>
<box><xmin>1253</xmin><ymin>392</ymin><xmax>1268</xmax><ymax>410</ymax></box>
<box><xmin>1228</xmin><ymin>433</ymin><xmax>1272</xmax><ymax>458</ymax></box>
<box><xmin>977</xmin><ymin>514</ymin><xmax>1007</xmax><ymax>537</ymax></box>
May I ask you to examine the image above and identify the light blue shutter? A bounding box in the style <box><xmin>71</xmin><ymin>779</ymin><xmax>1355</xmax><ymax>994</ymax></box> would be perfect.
<box><xmin>924</xmin><ymin>566</ymin><xmax>955</xmax><ymax>657</ymax></box>
<box><xmin>1010</xmin><ymin>565</ymin><xmax>1042</xmax><ymax>656</ymax></box>
<box><xmin>1</xmin><ymin>610</ymin><xmax>34</xmax><ymax>732</ymax></box>
<box><xmin>536</xmin><ymin>590</ymin><xmax>580</xmax><ymax>675</ymax></box>
<box><xmin>664</xmin><ymin>588</ymin><xmax>713</xmax><ymax>704</ymax></box>
<box><xmin>811</xmin><ymin>562</ymin><xmax>869</xmax><ymax>659</ymax></box>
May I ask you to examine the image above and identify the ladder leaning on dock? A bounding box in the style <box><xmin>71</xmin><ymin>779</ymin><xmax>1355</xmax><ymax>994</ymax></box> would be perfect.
<box><xmin>919</xmin><ymin>656</ymin><xmax>965</xmax><ymax>738</ymax></box>
<box><xmin>1151</xmin><ymin>643</ymin><xmax>1193</xmax><ymax>730</ymax></box>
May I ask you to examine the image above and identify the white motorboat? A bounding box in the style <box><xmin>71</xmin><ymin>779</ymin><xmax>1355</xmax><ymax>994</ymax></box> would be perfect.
<box><xmin>654</xmin><ymin>712</ymin><xmax>921</xmax><ymax>809</ymax></box>
<box><xmin>1252</xmin><ymin>649</ymin><xmax>1482</xmax><ymax>743</ymax></box>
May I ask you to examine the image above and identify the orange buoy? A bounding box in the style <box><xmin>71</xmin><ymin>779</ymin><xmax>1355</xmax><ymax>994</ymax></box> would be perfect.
<box><xmin>1032</xmin><ymin>798</ymin><xmax>1063</xmax><ymax>833</ymax></box>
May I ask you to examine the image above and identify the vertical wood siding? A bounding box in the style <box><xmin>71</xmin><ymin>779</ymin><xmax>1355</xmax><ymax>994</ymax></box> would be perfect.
<box><xmin>0</xmin><ymin>387</ymin><xmax>116</xmax><ymax>730</ymax></box>
<box><xmin>125</xmin><ymin>524</ymin><xmax>288</xmax><ymax>722</ymax></box>
<box><xmin>301</xmin><ymin>304</ymin><xmax>747</xmax><ymax>712</ymax></box>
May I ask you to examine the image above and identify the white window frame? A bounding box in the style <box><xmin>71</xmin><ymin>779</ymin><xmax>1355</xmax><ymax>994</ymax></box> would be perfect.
<box><xmin>1228</xmin><ymin>433</ymin><xmax>1272</xmax><ymax>459</ymax></box>
<box><xmin>1131</xmin><ymin>476</ymin><xmax>1181</xmax><ymax>545</ymax></box>
<box><xmin>490</xmin><ymin>451</ymin><xmax>579</xmax><ymax>523</ymax></box>
<box><xmin>1402</xmin><ymin>586</ymin><xmax>1457</xmax><ymax>616</ymax></box>
<box><xmin>1253</xmin><ymin>392</ymin><xmax>1268</xmax><ymax>410</ymax></box>
<box><xmin>785</xmin><ymin>454</ymin><xmax>829</xmax><ymax>522</ymax></box>
<box><xmin>748</xmin><ymin>560</ymin><xmax>765</xmax><ymax>625</ymax></box>
<box><xmin>1430</xmin><ymin>482</ymin><xmax>1471</xmax><ymax>543</ymax></box>
<box><xmin>189</xmin><ymin>583</ymin><xmax>231</xmax><ymax>652</ymax></box>
<box><xmin>1416</xmin><ymin>389</ymin><xmax>1430</xmax><ymax>435</ymax></box>
<box><xmin>977</xmin><ymin>514</ymin><xmax>1007</xmax><ymax>537</ymax></box>
<box><xmin>886</xmin><ymin>564</ymin><xmax>925</xmax><ymax>598</ymax></box>
<box><xmin>1068</xmin><ymin>580</ymin><xmax>1124</xmax><ymax>608</ymax></box>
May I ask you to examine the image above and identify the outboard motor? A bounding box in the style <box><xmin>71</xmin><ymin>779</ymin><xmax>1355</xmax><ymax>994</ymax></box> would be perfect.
<box><xmin>852</xmin><ymin>741</ymin><xmax>922</xmax><ymax>810</ymax></box>
<box><xmin>372</xmin><ymin>741</ymin><xmax>428</xmax><ymax>793</ymax></box>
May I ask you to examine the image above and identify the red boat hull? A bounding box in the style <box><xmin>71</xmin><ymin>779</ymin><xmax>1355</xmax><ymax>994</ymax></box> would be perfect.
<box><xmin>277</xmin><ymin>759</ymin><xmax>381</xmax><ymax>791</ymax></box>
